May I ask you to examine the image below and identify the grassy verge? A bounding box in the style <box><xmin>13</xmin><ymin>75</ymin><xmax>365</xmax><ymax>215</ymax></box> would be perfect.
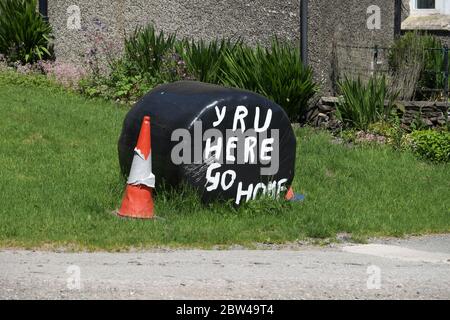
<box><xmin>0</xmin><ymin>72</ymin><xmax>449</xmax><ymax>250</ymax></box>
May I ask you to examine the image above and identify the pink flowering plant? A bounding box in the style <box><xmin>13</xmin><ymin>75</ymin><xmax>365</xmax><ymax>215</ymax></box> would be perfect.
<box><xmin>39</xmin><ymin>60</ymin><xmax>87</xmax><ymax>89</ymax></box>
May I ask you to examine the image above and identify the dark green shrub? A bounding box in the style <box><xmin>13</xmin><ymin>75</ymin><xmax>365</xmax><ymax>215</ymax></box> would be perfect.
<box><xmin>410</xmin><ymin>130</ymin><xmax>450</xmax><ymax>163</ymax></box>
<box><xmin>336</xmin><ymin>76</ymin><xmax>398</xmax><ymax>130</ymax></box>
<box><xmin>124</xmin><ymin>24</ymin><xmax>176</xmax><ymax>78</ymax></box>
<box><xmin>220</xmin><ymin>38</ymin><xmax>317</xmax><ymax>121</ymax></box>
<box><xmin>0</xmin><ymin>0</ymin><xmax>52</xmax><ymax>64</ymax></box>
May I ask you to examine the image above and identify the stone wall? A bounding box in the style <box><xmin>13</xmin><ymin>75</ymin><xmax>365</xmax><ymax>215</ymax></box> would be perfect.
<box><xmin>308</xmin><ymin>97</ymin><xmax>449</xmax><ymax>129</ymax></box>
<box><xmin>47</xmin><ymin>0</ymin><xmax>399</xmax><ymax>93</ymax></box>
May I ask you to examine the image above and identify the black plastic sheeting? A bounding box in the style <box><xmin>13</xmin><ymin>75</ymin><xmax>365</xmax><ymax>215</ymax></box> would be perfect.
<box><xmin>118</xmin><ymin>81</ymin><xmax>296</xmax><ymax>204</ymax></box>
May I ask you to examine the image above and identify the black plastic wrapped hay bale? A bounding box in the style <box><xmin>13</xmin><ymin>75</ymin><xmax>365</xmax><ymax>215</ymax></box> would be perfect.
<box><xmin>118</xmin><ymin>81</ymin><xmax>296</xmax><ymax>205</ymax></box>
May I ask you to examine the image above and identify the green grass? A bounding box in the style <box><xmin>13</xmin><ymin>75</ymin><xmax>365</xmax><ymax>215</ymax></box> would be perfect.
<box><xmin>0</xmin><ymin>71</ymin><xmax>449</xmax><ymax>250</ymax></box>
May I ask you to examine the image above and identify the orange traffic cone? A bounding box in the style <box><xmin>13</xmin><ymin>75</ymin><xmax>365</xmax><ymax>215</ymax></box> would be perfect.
<box><xmin>285</xmin><ymin>186</ymin><xmax>305</xmax><ymax>202</ymax></box>
<box><xmin>118</xmin><ymin>116</ymin><xmax>156</xmax><ymax>219</ymax></box>
<box><xmin>285</xmin><ymin>187</ymin><xmax>294</xmax><ymax>201</ymax></box>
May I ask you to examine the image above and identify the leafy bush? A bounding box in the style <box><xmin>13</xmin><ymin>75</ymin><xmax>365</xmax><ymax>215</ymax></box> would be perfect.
<box><xmin>409</xmin><ymin>130</ymin><xmax>450</xmax><ymax>163</ymax></box>
<box><xmin>79</xmin><ymin>49</ymin><xmax>193</xmax><ymax>104</ymax></box>
<box><xmin>124</xmin><ymin>24</ymin><xmax>176</xmax><ymax>78</ymax></box>
<box><xmin>79</xmin><ymin>59</ymin><xmax>157</xmax><ymax>104</ymax></box>
<box><xmin>368</xmin><ymin>121</ymin><xmax>398</xmax><ymax>138</ymax></box>
<box><xmin>220</xmin><ymin>38</ymin><xmax>317</xmax><ymax>121</ymax></box>
<box><xmin>107</xmin><ymin>59</ymin><xmax>157</xmax><ymax>102</ymax></box>
<box><xmin>0</xmin><ymin>0</ymin><xmax>52</xmax><ymax>63</ymax></box>
<box><xmin>389</xmin><ymin>32</ymin><xmax>445</xmax><ymax>100</ymax></box>
<box><xmin>336</xmin><ymin>76</ymin><xmax>398</xmax><ymax>130</ymax></box>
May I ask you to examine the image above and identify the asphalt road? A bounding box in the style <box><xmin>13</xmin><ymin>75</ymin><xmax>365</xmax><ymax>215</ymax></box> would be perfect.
<box><xmin>1</xmin><ymin>235</ymin><xmax>449</xmax><ymax>300</ymax></box>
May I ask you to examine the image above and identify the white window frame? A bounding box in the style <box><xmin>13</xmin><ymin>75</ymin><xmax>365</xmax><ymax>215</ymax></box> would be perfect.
<box><xmin>409</xmin><ymin>0</ymin><xmax>450</xmax><ymax>16</ymax></box>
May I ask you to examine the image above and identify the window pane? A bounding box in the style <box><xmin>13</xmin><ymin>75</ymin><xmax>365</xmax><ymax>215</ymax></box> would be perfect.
<box><xmin>417</xmin><ymin>0</ymin><xmax>435</xmax><ymax>9</ymax></box>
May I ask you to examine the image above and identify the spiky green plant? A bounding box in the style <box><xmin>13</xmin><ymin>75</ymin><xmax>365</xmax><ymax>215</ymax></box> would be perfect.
<box><xmin>124</xmin><ymin>24</ymin><xmax>176</xmax><ymax>78</ymax></box>
<box><xmin>220</xmin><ymin>38</ymin><xmax>318</xmax><ymax>121</ymax></box>
<box><xmin>0</xmin><ymin>0</ymin><xmax>52</xmax><ymax>63</ymax></box>
<box><xmin>337</xmin><ymin>76</ymin><xmax>398</xmax><ymax>130</ymax></box>
<box><xmin>176</xmin><ymin>38</ymin><xmax>241</xmax><ymax>83</ymax></box>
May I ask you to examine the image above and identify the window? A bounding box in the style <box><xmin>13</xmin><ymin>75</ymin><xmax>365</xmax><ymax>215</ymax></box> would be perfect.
<box><xmin>408</xmin><ymin>0</ymin><xmax>448</xmax><ymax>15</ymax></box>
<box><xmin>403</xmin><ymin>0</ymin><xmax>449</xmax><ymax>31</ymax></box>
<box><xmin>417</xmin><ymin>0</ymin><xmax>435</xmax><ymax>9</ymax></box>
